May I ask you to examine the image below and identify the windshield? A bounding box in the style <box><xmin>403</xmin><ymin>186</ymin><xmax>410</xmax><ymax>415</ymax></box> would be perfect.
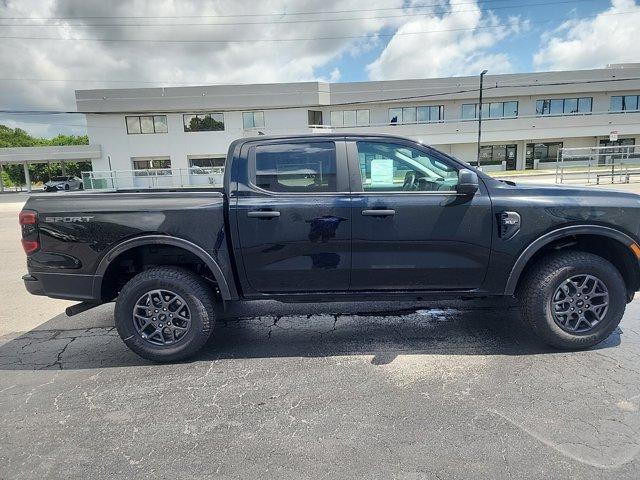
<box><xmin>50</xmin><ymin>177</ymin><xmax>69</xmax><ymax>182</ymax></box>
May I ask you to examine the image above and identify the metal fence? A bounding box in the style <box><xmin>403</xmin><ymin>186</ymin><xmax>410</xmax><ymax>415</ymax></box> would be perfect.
<box><xmin>81</xmin><ymin>167</ymin><xmax>225</xmax><ymax>190</ymax></box>
<box><xmin>555</xmin><ymin>145</ymin><xmax>640</xmax><ymax>184</ymax></box>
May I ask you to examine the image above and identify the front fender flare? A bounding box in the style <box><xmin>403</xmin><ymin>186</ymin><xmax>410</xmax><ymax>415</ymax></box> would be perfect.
<box><xmin>93</xmin><ymin>235</ymin><xmax>237</xmax><ymax>300</ymax></box>
<box><xmin>504</xmin><ymin>225</ymin><xmax>638</xmax><ymax>295</ymax></box>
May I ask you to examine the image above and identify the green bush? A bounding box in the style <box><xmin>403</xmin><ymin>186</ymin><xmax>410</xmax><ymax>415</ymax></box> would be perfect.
<box><xmin>0</xmin><ymin>125</ymin><xmax>90</xmax><ymax>185</ymax></box>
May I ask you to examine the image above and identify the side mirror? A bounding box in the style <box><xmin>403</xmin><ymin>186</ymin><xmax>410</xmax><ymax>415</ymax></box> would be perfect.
<box><xmin>456</xmin><ymin>169</ymin><xmax>479</xmax><ymax>195</ymax></box>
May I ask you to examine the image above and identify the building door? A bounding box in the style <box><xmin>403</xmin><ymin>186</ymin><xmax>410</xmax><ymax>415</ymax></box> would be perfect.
<box><xmin>525</xmin><ymin>142</ymin><xmax>563</xmax><ymax>170</ymax></box>
<box><xmin>505</xmin><ymin>145</ymin><xmax>517</xmax><ymax>170</ymax></box>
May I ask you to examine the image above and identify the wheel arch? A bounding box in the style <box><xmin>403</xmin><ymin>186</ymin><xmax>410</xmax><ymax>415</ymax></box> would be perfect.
<box><xmin>93</xmin><ymin>235</ymin><xmax>234</xmax><ymax>301</ymax></box>
<box><xmin>505</xmin><ymin>225</ymin><xmax>640</xmax><ymax>298</ymax></box>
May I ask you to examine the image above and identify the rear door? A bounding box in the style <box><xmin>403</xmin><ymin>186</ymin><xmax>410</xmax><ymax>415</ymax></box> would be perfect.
<box><xmin>234</xmin><ymin>139</ymin><xmax>352</xmax><ymax>294</ymax></box>
<box><xmin>347</xmin><ymin>138</ymin><xmax>493</xmax><ymax>291</ymax></box>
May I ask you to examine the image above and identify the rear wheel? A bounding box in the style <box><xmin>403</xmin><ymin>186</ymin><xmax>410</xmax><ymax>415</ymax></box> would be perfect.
<box><xmin>78</xmin><ymin>183</ymin><xmax>84</xmax><ymax>190</ymax></box>
<box><xmin>114</xmin><ymin>266</ymin><xmax>216</xmax><ymax>362</ymax></box>
<box><xmin>518</xmin><ymin>250</ymin><xmax>626</xmax><ymax>349</ymax></box>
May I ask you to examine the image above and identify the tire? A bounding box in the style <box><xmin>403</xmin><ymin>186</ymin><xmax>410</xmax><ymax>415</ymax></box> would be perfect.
<box><xmin>114</xmin><ymin>266</ymin><xmax>216</xmax><ymax>362</ymax></box>
<box><xmin>79</xmin><ymin>183</ymin><xmax>84</xmax><ymax>190</ymax></box>
<box><xmin>64</xmin><ymin>184</ymin><xmax>70</xmax><ymax>191</ymax></box>
<box><xmin>518</xmin><ymin>250</ymin><xmax>626</xmax><ymax>350</ymax></box>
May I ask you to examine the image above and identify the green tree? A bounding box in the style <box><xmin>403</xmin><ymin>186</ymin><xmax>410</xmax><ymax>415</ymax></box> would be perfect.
<box><xmin>0</xmin><ymin>124</ymin><xmax>90</xmax><ymax>185</ymax></box>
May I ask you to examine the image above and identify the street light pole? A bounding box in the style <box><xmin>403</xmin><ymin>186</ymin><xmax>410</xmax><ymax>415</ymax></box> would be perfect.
<box><xmin>476</xmin><ymin>69</ymin><xmax>488</xmax><ymax>168</ymax></box>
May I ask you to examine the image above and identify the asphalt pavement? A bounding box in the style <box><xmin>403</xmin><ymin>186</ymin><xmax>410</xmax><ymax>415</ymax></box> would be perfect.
<box><xmin>2</xmin><ymin>191</ymin><xmax>640</xmax><ymax>479</ymax></box>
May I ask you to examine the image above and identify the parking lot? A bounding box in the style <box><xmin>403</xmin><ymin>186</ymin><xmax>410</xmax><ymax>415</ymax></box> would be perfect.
<box><xmin>2</xmin><ymin>190</ymin><xmax>640</xmax><ymax>479</ymax></box>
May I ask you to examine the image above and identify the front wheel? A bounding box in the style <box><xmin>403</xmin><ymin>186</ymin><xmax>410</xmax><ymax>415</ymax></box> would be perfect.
<box><xmin>114</xmin><ymin>266</ymin><xmax>216</xmax><ymax>362</ymax></box>
<box><xmin>518</xmin><ymin>250</ymin><xmax>626</xmax><ymax>349</ymax></box>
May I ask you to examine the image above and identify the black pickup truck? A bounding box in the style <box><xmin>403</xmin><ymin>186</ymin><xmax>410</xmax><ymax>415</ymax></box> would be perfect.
<box><xmin>20</xmin><ymin>134</ymin><xmax>640</xmax><ymax>361</ymax></box>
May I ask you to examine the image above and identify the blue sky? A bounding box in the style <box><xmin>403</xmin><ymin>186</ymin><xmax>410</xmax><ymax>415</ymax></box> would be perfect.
<box><xmin>317</xmin><ymin>0</ymin><xmax>624</xmax><ymax>82</ymax></box>
<box><xmin>0</xmin><ymin>0</ymin><xmax>638</xmax><ymax>136</ymax></box>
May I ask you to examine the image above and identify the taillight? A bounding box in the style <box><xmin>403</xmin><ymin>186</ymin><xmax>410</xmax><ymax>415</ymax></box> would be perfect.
<box><xmin>19</xmin><ymin>209</ymin><xmax>39</xmax><ymax>254</ymax></box>
<box><xmin>21</xmin><ymin>240</ymin><xmax>39</xmax><ymax>254</ymax></box>
<box><xmin>19</xmin><ymin>210</ymin><xmax>37</xmax><ymax>225</ymax></box>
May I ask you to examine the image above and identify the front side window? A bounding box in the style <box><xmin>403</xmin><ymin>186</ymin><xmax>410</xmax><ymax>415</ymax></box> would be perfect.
<box><xmin>356</xmin><ymin>141</ymin><xmax>458</xmax><ymax>192</ymax></box>
<box><xmin>126</xmin><ymin>115</ymin><xmax>168</xmax><ymax>134</ymax></box>
<box><xmin>183</xmin><ymin>113</ymin><xmax>224</xmax><ymax>132</ymax></box>
<box><xmin>254</xmin><ymin>142</ymin><xmax>337</xmax><ymax>193</ymax></box>
<box><xmin>243</xmin><ymin>111</ymin><xmax>265</xmax><ymax>129</ymax></box>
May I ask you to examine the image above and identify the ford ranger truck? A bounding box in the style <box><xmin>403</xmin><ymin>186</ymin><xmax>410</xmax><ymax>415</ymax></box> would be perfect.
<box><xmin>19</xmin><ymin>134</ymin><xmax>640</xmax><ymax>361</ymax></box>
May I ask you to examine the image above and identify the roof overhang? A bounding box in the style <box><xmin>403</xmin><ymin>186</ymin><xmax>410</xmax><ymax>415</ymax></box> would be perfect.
<box><xmin>0</xmin><ymin>145</ymin><xmax>102</xmax><ymax>165</ymax></box>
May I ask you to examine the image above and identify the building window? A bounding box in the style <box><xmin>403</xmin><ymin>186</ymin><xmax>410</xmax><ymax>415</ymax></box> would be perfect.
<box><xmin>131</xmin><ymin>157</ymin><xmax>172</xmax><ymax>176</ymax></box>
<box><xmin>460</xmin><ymin>102</ymin><xmax>518</xmax><ymax>120</ymax></box>
<box><xmin>479</xmin><ymin>144</ymin><xmax>518</xmax><ymax>169</ymax></box>
<box><xmin>525</xmin><ymin>142</ymin><xmax>563</xmax><ymax>169</ymax></box>
<box><xmin>243</xmin><ymin>111</ymin><xmax>265</xmax><ymax>129</ymax></box>
<box><xmin>188</xmin><ymin>157</ymin><xmax>225</xmax><ymax>168</ymax></box>
<box><xmin>535</xmin><ymin>97</ymin><xmax>592</xmax><ymax>116</ymax></box>
<box><xmin>254</xmin><ymin>142</ymin><xmax>337</xmax><ymax>193</ymax></box>
<box><xmin>330</xmin><ymin>109</ymin><xmax>370</xmax><ymax>127</ymax></box>
<box><xmin>461</xmin><ymin>104</ymin><xmax>476</xmax><ymax>120</ymax></box>
<box><xmin>308</xmin><ymin>110</ymin><xmax>323</xmax><ymax>126</ymax></box>
<box><xmin>611</xmin><ymin>95</ymin><xmax>639</xmax><ymax>112</ymax></box>
<box><xmin>183</xmin><ymin>113</ymin><xmax>224</xmax><ymax>132</ymax></box>
<box><xmin>126</xmin><ymin>115</ymin><xmax>168</xmax><ymax>134</ymax></box>
<box><xmin>389</xmin><ymin>106</ymin><xmax>444</xmax><ymax>124</ymax></box>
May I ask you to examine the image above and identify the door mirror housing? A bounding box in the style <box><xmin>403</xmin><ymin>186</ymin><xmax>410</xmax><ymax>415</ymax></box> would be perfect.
<box><xmin>456</xmin><ymin>169</ymin><xmax>479</xmax><ymax>195</ymax></box>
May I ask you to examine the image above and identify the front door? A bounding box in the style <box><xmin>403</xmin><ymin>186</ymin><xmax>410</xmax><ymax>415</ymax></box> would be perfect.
<box><xmin>234</xmin><ymin>139</ymin><xmax>352</xmax><ymax>294</ymax></box>
<box><xmin>348</xmin><ymin>139</ymin><xmax>493</xmax><ymax>291</ymax></box>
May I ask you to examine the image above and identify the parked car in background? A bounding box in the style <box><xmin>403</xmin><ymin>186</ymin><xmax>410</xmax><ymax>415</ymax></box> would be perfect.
<box><xmin>43</xmin><ymin>176</ymin><xmax>83</xmax><ymax>192</ymax></box>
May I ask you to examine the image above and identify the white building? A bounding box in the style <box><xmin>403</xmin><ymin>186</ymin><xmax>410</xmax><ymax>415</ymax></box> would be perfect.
<box><xmin>76</xmin><ymin>64</ymin><xmax>640</xmax><ymax>185</ymax></box>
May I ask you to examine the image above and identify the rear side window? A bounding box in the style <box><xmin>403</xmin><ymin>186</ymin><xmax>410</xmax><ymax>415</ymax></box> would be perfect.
<box><xmin>254</xmin><ymin>142</ymin><xmax>337</xmax><ymax>193</ymax></box>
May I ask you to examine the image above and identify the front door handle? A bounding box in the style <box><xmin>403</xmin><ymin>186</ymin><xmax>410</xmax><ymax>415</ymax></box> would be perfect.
<box><xmin>361</xmin><ymin>209</ymin><xmax>396</xmax><ymax>217</ymax></box>
<box><xmin>247</xmin><ymin>210</ymin><xmax>281</xmax><ymax>218</ymax></box>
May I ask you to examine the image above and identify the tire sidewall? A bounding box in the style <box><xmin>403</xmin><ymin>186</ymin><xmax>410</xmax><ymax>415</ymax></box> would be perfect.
<box><xmin>115</xmin><ymin>273</ymin><xmax>213</xmax><ymax>360</ymax></box>
<box><xmin>538</xmin><ymin>259</ymin><xmax>625</xmax><ymax>347</ymax></box>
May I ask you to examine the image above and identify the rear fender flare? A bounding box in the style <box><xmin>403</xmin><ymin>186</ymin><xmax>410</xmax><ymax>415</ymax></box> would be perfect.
<box><xmin>93</xmin><ymin>235</ymin><xmax>235</xmax><ymax>300</ymax></box>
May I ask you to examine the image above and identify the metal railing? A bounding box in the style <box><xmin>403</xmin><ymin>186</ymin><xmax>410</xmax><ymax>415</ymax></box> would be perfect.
<box><xmin>555</xmin><ymin>145</ymin><xmax>640</xmax><ymax>184</ymax></box>
<box><xmin>82</xmin><ymin>167</ymin><xmax>225</xmax><ymax>190</ymax></box>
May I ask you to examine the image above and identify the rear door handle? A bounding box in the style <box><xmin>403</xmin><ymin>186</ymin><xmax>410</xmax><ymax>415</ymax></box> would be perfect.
<box><xmin>361</xmin><ymin>209</ymin><xmax>395</xmax><ymax>217</ymax></box>
<box><xmin>247</xmin><ymin>210</ymin><xmax>281</xmax><ymax>218</ymax></box>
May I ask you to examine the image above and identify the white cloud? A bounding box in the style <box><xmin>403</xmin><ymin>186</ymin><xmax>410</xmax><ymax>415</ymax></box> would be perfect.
<box><xmin>0</xmin><ymin>0</ymin><xmax>403</xmax><ymax>135</ymax></box>
<box><xmin>533</xmin><ymin>0</ymin><xmax>640</xmax><ymax>71</ymax></box>
<box><xmin>366</xmin><ymin>1</ymin><xmax>523</xmax><ymax>80</ymax></box>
